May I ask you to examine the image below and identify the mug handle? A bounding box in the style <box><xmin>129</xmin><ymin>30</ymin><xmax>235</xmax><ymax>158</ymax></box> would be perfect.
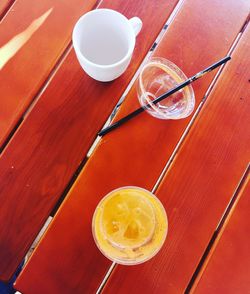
<box><xmin>129</xmin><ymin>17</ymin><xmax>143</xmax><ymax>37</ymax></box>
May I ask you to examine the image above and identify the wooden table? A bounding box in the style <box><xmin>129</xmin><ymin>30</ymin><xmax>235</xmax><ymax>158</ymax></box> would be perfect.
<box><xmin>0</xmin><ymin>0</ymin><xmax>249</xmax><ymax>293</ymax></box>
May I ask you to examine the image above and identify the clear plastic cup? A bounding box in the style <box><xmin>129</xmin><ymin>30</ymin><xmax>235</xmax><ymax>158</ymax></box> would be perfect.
<box><xmin>137</xmin><ymin>57</ymin><xmax>195</xmax><ymax>119</ymax></box>
<box><xmin>92</xmin><ymin>186</ymin><xmax>168</xmax><ymax>265</ymax></box>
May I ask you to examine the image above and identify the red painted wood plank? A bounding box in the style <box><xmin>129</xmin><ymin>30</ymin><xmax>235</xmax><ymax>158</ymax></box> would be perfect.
<box><xmin>194</xmin><ymin>174</ymin><xmax>250</xmax><ymax>294</ymax></box>
<box><xmin>102</xmin><ymin>26</ymin><xmax>250</xmax><ymax>293</ymax></box>
<box><xmin>0</xmin><ymin>0</ymin><xmax>179</xmax><ymax>282</ymax></box>
<box><xmin>0</xmin><ymin>0</ymin><xmax>98</xmax><ymax>148</ymax></box>
<box><xmin>14</xmin><ymin>0</ymin><xmax>250</xmax><ymax>293</ymax></box>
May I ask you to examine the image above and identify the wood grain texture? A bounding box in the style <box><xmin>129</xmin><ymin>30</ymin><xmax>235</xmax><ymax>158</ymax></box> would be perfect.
<box><xmin>0</xmin><ymin>0</ymin><xmax>98</xmax><ymax>148</ymax></box>
<box><xmin>15</xmin><ymin>0</ymin><xmax>250</xmax><ymax>292</ymax></box>
<box><xmin>102</xmin><ymin>25</ymin><xmax>250</xmax><ymax>293</ymax></box>
<box><xmin>0</xmin><ymin>0</ymin><xmax>13</xmax><ymax>19</ymax></box>
<box><xmin>0</xmin><ymin>0</ymin><xmax>179</xmax><ymax>282</ymax></box>
<box><xmin>193</xmin><ymin>174</ymin><xmax>250</xmax><ymax>294</ymax></box>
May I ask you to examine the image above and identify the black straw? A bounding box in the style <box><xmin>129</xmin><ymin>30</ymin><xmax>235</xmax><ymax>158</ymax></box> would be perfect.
<box><xmin>98</xmin><ymin>56</ymin><xmax>231</xmax><ymax>137</ymax></box>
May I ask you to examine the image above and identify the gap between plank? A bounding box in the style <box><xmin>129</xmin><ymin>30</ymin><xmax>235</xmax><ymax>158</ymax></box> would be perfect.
<box><xmin>185</xmin><ymin>164</ymin><xmax>250</xmax><ymax>293</ymax></box>
<box><xmin>0</xmin><ymin>0</ymin><xmax>16</xmax><ymax>22</ymax></box>
<box><xmin>151</xmin><ymin>17</ymin><xmax>249</xmax><ymax>194</ymax></box>
<box><xmin>0</xmin><ymin>42</ymin><xmax>73</xmax><ymax>154</ymax></box>
<box><xmin>92</xmin><ymin>0</ymin><xmax>186</xmax><ymax>292</ymax></box>
<box><xmin>96</xmin><ymin>13</ymin><xmax>250</xmax><ymax>293</ymax></box>
<box><xmin>19</xmin><ymin>2</ymin><xmax>249</xmax><ymax>287</ymax></box>
<box><xmin>20</xmin><ymin>0</ymin><xmax>183</xmax><ymax>270</ymax></box>
<box><xmin>96</xmin><ymin>262</ymin><xmax>116</xmax><ymax>294</ymax></box>
<box><xmin>87</xmin><ymin>0</ymin><xmax>185</xmax><ymax>158</ymax></box>
<box><xmin>54</xmin><ymin>0</ymin><xmax>185</xmax><ymax>214</ymax></box>
<box><xmin>0</xmin><ymin>0</ymin><xmax>103</xmax><ymax>154</ymax></box>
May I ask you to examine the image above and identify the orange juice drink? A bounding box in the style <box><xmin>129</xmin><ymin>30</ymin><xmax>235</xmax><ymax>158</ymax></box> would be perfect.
<box><xmin>92</xmin><ymin>187</ymin><xmax>168</xmax><ymax>265</ymax></box>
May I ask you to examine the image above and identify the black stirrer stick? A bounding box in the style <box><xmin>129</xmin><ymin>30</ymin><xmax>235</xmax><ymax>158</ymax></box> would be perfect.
<box><xmin>98</xmin><ymin>56</ymin><xmax>231</xmax><ymax>137</ymax></box>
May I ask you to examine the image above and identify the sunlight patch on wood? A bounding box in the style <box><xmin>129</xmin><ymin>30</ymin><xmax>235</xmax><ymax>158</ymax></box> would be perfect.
<box><xmin>0</xmin><ymin>7</ymin><xmax>53</xmax><ymax>70</ymax></box>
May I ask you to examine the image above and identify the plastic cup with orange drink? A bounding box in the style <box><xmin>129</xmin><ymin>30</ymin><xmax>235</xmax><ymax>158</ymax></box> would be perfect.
<box><xmin>92</xmin><ymin>186</ymin><xmax>168</xmax><ymax>265</ymax></box>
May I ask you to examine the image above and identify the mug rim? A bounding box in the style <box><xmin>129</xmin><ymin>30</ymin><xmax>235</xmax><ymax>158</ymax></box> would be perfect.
<box><xmin>72</xmin><ymin>8</ymin><xmax>136</xmax><ymax>69</ymax></box>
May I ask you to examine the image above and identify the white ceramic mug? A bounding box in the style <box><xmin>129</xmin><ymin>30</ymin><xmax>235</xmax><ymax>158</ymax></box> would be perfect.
<box><xmin>72</xmin><ymin>9</ymin><xmax>142</xmax><ymax>82</ymax></box>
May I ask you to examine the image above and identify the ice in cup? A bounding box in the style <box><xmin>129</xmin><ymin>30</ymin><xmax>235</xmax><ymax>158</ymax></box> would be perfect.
<box><xmin>137</xmin><ymin>57</ymin><xmax>195</xmax><ymax>119</ymax></box>
<box><xmin>92</xmin><ymin>187</ymin><xmax>168</xmax><ymax>265</ymax></box>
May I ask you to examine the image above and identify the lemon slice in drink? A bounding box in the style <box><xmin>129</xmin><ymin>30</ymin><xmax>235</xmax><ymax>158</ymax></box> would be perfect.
<box><xmin>92</xmin><ymin>187</ymin><xmax>168</xmax><ymax>265</ymax></box>
<box><xmin>101</xmin><ymin>191</ymin><xmax>156</xmax><ymax>249</ymax></box>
